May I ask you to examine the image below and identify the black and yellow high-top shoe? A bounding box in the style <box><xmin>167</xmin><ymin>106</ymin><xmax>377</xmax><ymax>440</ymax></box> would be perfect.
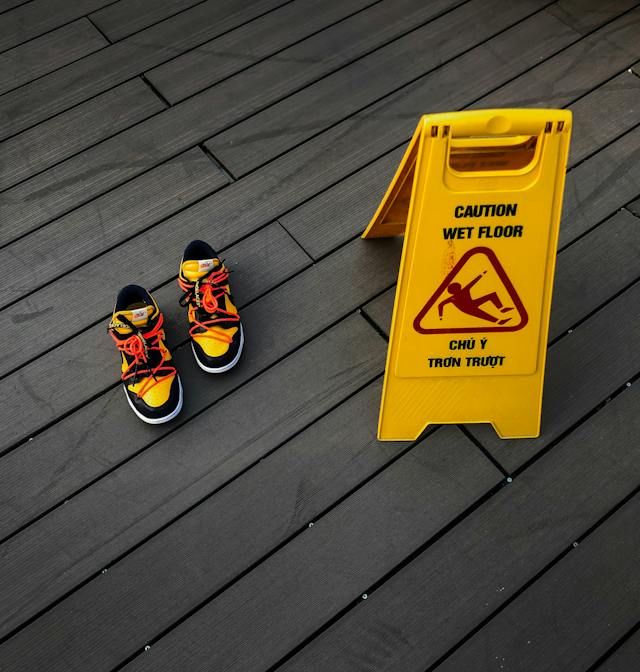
<box><xmin>108</xmin><ymin>285</ymin><xmax>183</xmax><ymax>424</ymax></box>
<box><xmin>178</xmin><ymin>240</ymin><xmax>244</xmax><ymax>373</ymax></box>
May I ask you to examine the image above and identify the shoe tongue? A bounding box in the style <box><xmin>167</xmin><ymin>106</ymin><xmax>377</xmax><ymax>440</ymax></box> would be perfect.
<box><xmin>181</xmin><ymin>258</ymin><xmax>221</xmax><ymax>282</ymax></box>
<box><xmin>111</xmin><ymin>305</ymin><xmax>155</xmax><ymax>335</ymax></box>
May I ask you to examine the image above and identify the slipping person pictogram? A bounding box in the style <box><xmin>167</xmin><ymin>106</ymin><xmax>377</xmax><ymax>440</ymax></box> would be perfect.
<box><xmin>413</xmin><ymin>247</ymin><xmax>528</xmax><ymax>334</ymax></box>
<box><xmin>437</xmin><ymin>270</ymin><xmax>514</xmax><ymax>325</ymax></box>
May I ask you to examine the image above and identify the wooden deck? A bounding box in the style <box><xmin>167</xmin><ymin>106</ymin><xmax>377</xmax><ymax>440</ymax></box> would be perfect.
<box><xmin>0</xmin><ymin>0</ymin><xmax>639</xmax><ymax>670</ymax></box>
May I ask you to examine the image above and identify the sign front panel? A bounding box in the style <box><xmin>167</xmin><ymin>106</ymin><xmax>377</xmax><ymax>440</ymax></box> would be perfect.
<box><xmin>393</xmin><ymin>160</ymin><xmax>560</xmax><ymax>378</ymax></box>
<box><xmin>362</xmin><ymin>110</ymin><xmax>572</xmax><ymax>440</ymax></box>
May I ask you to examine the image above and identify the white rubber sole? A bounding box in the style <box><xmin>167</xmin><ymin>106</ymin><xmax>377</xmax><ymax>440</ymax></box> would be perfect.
<box><xmin>124</xmin><ymin>376</ymin><xmax>183</xmax><ymax>424</ymax></box>
<box><xmin>192</xmin><ymin>325</ymin><xmax>244</xmax><ymax>373</ymax></box>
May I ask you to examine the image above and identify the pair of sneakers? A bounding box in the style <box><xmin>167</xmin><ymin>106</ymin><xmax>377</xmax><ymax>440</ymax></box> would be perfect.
<box><xmin>107</xmin><ymin>240</ymin><xmax>244</xmax><ymax>424</ymax></box>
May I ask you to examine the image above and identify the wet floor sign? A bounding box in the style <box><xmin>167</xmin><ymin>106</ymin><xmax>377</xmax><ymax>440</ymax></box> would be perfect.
<box><xmin>363</xmin><ymin>109</ymin><xmax>571</xmax><ymax>440</ymax></box>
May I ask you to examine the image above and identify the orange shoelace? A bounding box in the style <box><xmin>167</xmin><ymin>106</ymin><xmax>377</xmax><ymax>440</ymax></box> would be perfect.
<box><xmin>178</xmin><ymin>266</ymin><xmax>240</xmax><ymax>344</ymax></box>
<box><xmin>109</xmin><ymin>313</ymin><xmax>176</xmax><ymax>398</ymax></box>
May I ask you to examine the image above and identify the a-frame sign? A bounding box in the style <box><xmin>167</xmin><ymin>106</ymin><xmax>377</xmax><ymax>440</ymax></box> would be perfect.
<box><xmin>363</xmin><ymin>109</ymin><xmax>572</xmax><ymax>440</ymax></box>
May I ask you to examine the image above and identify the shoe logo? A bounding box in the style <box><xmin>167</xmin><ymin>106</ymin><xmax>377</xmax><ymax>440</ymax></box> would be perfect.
<box><xmin>131</xmin><ymin>307</ymin><xmax>149</xmax><ymax>323</ymax></box>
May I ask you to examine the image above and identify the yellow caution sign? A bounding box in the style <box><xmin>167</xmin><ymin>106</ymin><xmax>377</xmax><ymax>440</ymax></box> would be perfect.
<box><xmin>363</xmin><ymin>109</ymin><xmax>571</xmax><ymax>440</ymax></box>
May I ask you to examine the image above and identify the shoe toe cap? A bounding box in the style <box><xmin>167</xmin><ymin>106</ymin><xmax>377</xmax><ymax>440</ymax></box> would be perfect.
<box><xmin>127</xmin><ymin>374</ymin><xmax>182</xmax><ymax>421</ymax></box>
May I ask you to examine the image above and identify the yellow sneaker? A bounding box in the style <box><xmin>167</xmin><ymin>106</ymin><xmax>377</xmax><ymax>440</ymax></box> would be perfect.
<box><xmin>178</xmin><ymin>240</ymin><xmax>244</xmax><ymax>373</ymax></box>
<box><xmin>108</xmin><ymin>285</ymin><xmax>182</xmax><ymax>423</ymax></box>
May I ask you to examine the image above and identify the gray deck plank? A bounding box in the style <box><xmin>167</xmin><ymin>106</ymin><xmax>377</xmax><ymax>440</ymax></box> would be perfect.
<box><xmin>204</xmin><ymin>0</ymin><xmax>566</xmax><ymax>176</ymax></box>
<box><xmin>0</xmin><ymin>314</ymin><xmax>393</xmax><ymax>641</ymax></box>
<box><xmin>0</xmin><ymin>0</ymin><xmax>33</xmax><ymax>13</ymax></box>
<box><xmin>0</xmin><ymin>0</ymin><xmax>118</xmax><ymax>52</ymax></box>
<box><xmin>0</xmin><ymin>18</ymin><xmax>106</xmax><ymax>96</ymax></box>
<box><xmin>360</xmin><ymin>288</ymin><xmax>397</xmax><ymax>339</ymax></box>
<box><xmin>276</xmin><ymin>379</ymin><xmax>640</xmax><ymax>672</ymax></box>
<box><xmin>596</xmin><ymin>631</ymin><xmax>640</xmax><ymax>671</ymax></box>
<box><xmin>0</xmin><ymin>0</ymin><xmax>377</xmax><ymax>243</ymax></box>
<box><xmin>625</xmin><ymin>179</ymin><xmax>640</xmax><ymax>217</ymax></box>
<box><xmin>434</xmin><ymin>495</ymin><xmax>640</xmax><ymax>672</ymax></box>
<box><xmin>146</xmin><ymin>0</ymin><xmax>468</xmax><ymax>104</ymax></box>
<box><xmin>0</xmin><ymin>2</ymin><xmax>595</xmax><ymax>369</ymax></box>
<box><xmin>0</xmin><ymin>79</ymin><xmax>164</xmax><ymax>192</ymax></box>
<box><xmin>110</xmin><ymin>428</ymin><xmax>499</xmax><ymax>672</ymax></box>
<box><xmin>0</xmin><ymin>148</ymin><xmax>227</xmax><ymax>308</ymax></box>
<box><xmin>0</xmin><ymin>220</ymin><xmax>313</xmax><ymax>460</ymax></box>
<box><xmin>363</xmin><ymin>208</ymin><xmax>640</xmax><ymax>342</ymax></box>
<box><xmin>470</xmin><ymin>15</ymin><xmax>640</xmax><ymax>115</ymax></box>
<box><xmin>566</xmin><ymin>70</ymin><xmax>640</xmax><ymax>165</ymax></box>
<box><xmin>280</xmin><ymin>146</ymin><xmax>401</xmax><ymax>259</ymax></box>
<box><xmin>0</xmin><ymin>0</ymin><xmax>289</xmax><ymax>139</ymax></box>
<box><xmin>0</xmin><ymin>379</ymin><xmax>410</xmax><ymax>671</ymax></box>
<box><xmin>548</xmin><ymin>124</ymin><xmax>640</xmax><ymax>250</ymax></box>
<box><xmin>204</xmin><ymin>0</ymin><xmax>639</xmax><ymax>176</ymax></box>
<box><xmin>90</xmin><ymin>0</ymin><xmax>209</xmax><ymax>42</ymax></box>
<box><xmin>548</xmin><ymin>209</ymin><xmax>640</xmax><ymax>338</ymax></box>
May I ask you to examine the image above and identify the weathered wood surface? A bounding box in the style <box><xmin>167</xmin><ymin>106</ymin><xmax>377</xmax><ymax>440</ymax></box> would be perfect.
<box><xmin>90</xmin><ymin>0</ymin><xmax>210</xmax><ymax>42</ymax></box>
<box><xmin>1</xmin><ymin>0</ymin><xmax>639</xmax><ymax>670</ymax></box>
<box><xmin>596</xmin><ymin>630</ymin><xmax>640</xmax><ymax>671</ymax></box>
<box><xmin>434</xmin><ymin>493</ymin><xmax>640</xmax><ymax>672</ymax></box>
<box><xmin>0</xmin><ymin>0</ymin><xmax>119</xmax><ymax>52</ymax></box>
<box><xmin>0</xmin><ymin>148</ymin><xmax>227</xmax><ymax>306</ymax></box>
<box><xmin>205</xmin><ymin>0</ymin><xmax>558</xmax><ymax>175</ymax></box>
<box><xmin>0</xmin><ymin>78</ymin><xmax>164</xmax><ymax>192</ymax></box>
<box><xmin>0</xmin><ymin>0</ymin><xmax>289</xmax><ymax>138</ymax></box>
<box><xmin>276</xmin><ymin>382</ymin><xmax>640</xmax><ymax>672</ymax></box>
<box><xmin>0</xmin><ymin>19</ymin><xmax>107</xmax><ymax>95</ymax></box>
<box><xmin>0</xmin><ymin>0</ymin><xmax>377</xmax><ymax>243</ymax></box>
<box><xmin>145</xmin><ymin>0</ymin><xmax>468</xmax><ymax>104</ymax></box>
<box><xmin>122</xmin><ymin>427</ymin><xmax>501</xmax><ymax>672</ymax></box>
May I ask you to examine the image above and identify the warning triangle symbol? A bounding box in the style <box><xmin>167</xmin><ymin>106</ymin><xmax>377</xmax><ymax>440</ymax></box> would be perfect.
<box><xmin>413</xmin><ymin>247</ymin><xmax>528</xmax><ymax>334</ymax></box>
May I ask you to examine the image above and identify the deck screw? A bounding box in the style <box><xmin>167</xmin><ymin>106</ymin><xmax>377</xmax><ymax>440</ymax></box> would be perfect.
<box><xmin>626</xmin><ymin>382</ymin><xmax>632</xmax><ymax>387</ymax></box>
<box><xmin>506</xmin><ymin>477</ymin><xmax>513</xmax><ymax>483</ymax></box>
<box><xmin>572</xmin><ymin>541</ymin><xmax>579</xmax><ymax>548</ymax></box>
<box><xmin>144</xmin><ymin>645</ymin><xmax>151</xmax><ymax>651</ymax></box>
<box><xmin>362</xmin><ymin>593</ymin><xmax>368</xmax><ymax>600</ymax></box>
<box><xmin>101</xmin><ymin>568</ymin><xmax>107</xmax><ymax>574</ymax></box>
<box><xmin>308</xmin><ymin>522</ymin><xmax>314</xmax><ymax>528</ymax></box>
